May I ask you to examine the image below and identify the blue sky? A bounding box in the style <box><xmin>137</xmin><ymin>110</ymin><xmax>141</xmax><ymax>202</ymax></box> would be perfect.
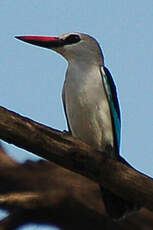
<box><xmin>0</xmin><ymin>1</ymin><xmax>153</xmax><ymax>229</ymax></box>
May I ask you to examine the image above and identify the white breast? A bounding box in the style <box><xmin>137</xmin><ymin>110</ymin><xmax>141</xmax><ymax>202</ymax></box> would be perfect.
<box><xmin>63</xmin><ymin>63</ymin><xmax>114</xmax><ymax>151</ymax></box>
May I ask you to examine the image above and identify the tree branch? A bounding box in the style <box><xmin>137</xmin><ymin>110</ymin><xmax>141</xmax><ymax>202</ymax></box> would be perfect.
<box><xmin>0</xmin><ymin>106</ymin><xmax>153</xmax><ymax>212</ymax></box>
<box><xmin>0</xmin><ymin>160</ymin><xmax>123</xmax><ymax>230</ymax></box>
<box><xmin>0</xmin><ymin>160</ymin><xmax>153</xmax><ymax>230</ymax></box>
<box><xmin>0</xmin><ymin>193</ymin><xmax>41</xmax><ymax>209</ymax></box>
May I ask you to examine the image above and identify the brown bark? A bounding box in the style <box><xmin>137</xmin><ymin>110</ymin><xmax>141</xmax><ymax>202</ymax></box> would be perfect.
<box><xmin>0</xmin><ymin>106</ymin><xmax>153</xmax><ymax>229</ymax></box>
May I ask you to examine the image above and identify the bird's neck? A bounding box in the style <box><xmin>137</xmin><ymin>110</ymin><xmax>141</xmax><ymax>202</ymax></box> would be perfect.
<box><xmin>67</xmin><ymin>54</ymin><xmax>104</xmax><ymax>67</ymax></box>
<box><xmin>66</xmin><ymin>61</ymin><xmax>101</xmax><ymax>84</ymax></box>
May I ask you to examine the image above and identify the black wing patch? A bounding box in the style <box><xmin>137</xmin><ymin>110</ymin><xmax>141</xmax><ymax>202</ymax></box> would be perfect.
<box><xmin>62</xmin><ymin>86</ymin><xmax>72</xmax><ymax>133</ymax></box>
<box><xmin>63</xmin><ymin>100</ymin><xmax>72</xmax><ymax>133</ymax></box>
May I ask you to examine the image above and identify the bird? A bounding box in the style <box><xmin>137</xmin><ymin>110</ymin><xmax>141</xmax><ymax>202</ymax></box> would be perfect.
<box><xmin>15</xmin><ymin>32</ymin><xmax>139</xmax><ymax>220</ymax></box>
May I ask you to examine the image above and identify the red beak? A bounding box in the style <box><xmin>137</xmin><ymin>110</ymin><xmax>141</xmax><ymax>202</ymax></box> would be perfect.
<box><xmin>15</xmin><ymin>35</ymin><xmax>64</xmax><ymax>48</ymax></box>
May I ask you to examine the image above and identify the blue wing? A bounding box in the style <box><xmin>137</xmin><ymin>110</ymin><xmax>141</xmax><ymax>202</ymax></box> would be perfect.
<box><xmin>101</xmin><ymin>66</ymin><xmax>121</xmax><ymax>156</ymax></box>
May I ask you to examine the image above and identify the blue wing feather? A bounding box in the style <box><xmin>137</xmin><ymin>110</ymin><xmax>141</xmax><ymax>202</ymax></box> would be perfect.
<box><xmin>102</xmin><ymin>66</ymin><xmax>121</xmax><ymax>156</ymax></box>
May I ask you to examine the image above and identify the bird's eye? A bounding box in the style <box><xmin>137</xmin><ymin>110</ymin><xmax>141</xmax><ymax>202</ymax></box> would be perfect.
<box><xmin>64</xmin><ymin>34</ymin><xmax>81</xmax><ymax>45</ymax></box>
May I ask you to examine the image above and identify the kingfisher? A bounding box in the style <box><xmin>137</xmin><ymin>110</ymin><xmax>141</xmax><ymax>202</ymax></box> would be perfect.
<box><xmin>15</xmin><ymin>32</ymin><xmax>139</xmax><ymax>220</ymax></box>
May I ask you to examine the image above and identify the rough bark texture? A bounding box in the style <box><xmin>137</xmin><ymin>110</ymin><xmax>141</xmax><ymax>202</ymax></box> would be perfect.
<box><xmin>0</xmin><ymin>106</ymin><xmax>153</xmax><ymax>229</ymax></box>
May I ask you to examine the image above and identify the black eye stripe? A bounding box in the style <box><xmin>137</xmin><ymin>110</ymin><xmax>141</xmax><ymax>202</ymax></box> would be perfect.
<box><xmin>64</xmin><ymin>34</ymin><xmax>81</xmax><ymax>45</ymax></box>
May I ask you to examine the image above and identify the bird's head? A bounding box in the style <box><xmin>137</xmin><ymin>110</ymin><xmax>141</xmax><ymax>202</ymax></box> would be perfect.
<box><xmin>15</xmin><ymin>32</ymin><xmax>104</xmax><ymax>65</ymax></box>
